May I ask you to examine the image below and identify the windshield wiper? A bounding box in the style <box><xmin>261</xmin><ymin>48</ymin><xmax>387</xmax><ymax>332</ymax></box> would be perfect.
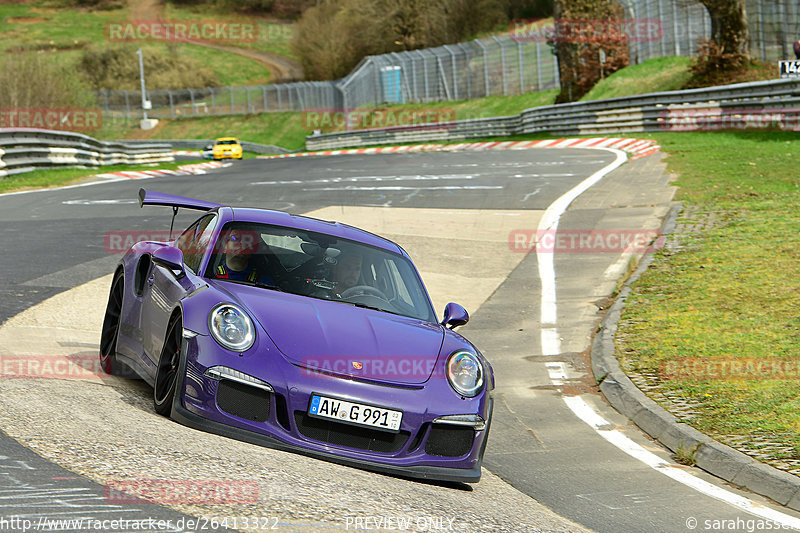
<box><xmin>216</xmin><ymin>278</ymin><xmax>285</xmax><ymax>292</ymax></box>
<box><xmin>338</xmin><ymin>300</ymin><xmax>402</xmax><ymax>316</ymax></box>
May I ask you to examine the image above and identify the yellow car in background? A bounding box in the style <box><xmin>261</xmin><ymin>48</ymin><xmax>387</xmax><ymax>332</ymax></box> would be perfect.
<box><xmin>212</xmin><ymin>137</ymin><xmax>243</xmax><ymax>160</ymax></box>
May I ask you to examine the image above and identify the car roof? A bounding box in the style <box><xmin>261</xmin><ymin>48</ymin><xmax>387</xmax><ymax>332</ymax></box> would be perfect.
<box><xmin>215</xmin><ymin>137</ymin><xmax>239</xmax><ymax>142</ymax></box>
<box><xmin>226</xmin><ymin>207</ymin><xmax>405</xmax><ymax>256</ymax></box>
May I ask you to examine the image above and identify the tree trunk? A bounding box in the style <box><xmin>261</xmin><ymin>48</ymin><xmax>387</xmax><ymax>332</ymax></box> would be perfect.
<box><xmin>698</xmin><ymin>0</ymin><xmax>749</xmax><ymax>57</ymax></box>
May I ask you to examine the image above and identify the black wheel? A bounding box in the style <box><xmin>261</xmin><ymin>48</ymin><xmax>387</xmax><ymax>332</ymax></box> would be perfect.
<box><xmin>154</xmin><ymin>312</ymin><xmax>183</xmax><ymax>416</ymax></box>
<box><xmin>99</xmin><ymin>271</ymin><xmax>124</xmax><ymax>375</ymax></box>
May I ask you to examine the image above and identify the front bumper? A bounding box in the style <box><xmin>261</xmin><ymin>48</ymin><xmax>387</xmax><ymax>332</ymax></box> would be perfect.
<box><xmin>173</xmin><ymin>335</ymin><xmax>492</xmax><ymax>483</ymax></box>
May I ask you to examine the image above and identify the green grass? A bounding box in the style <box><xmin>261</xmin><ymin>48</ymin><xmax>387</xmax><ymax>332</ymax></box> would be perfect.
<box><xmin>581</xmin><ymin>56</ymin><xmax>693</xmax><ymax>101</ymax></box>
<box><xmin>0</xmin><ymin>161</ymin><xmax>188</xmax><ymax>194</ymax></box>
<box><xmin>616</xmin><ymin>131</ymin><xmax>800</xmax><ymax>457</ymax></box>
<box><xmin>0</xmin><ymin>2</ymin><xmax>288</xmax><ymax>87</ymax></box>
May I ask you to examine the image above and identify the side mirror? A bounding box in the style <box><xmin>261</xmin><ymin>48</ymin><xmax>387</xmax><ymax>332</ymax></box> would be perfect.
<box><xmin>441</xmin><ymin>302</ymin><xmax>469</xmax><ymax>329</ymax></box>
<box><xmin>152</xmin><ymin>246</ymin><xmax>185</xmax><ymax>277</ymax></box>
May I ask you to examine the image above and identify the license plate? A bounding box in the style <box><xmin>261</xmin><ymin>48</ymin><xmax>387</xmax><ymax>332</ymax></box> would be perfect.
<box><xmin>308</xmin><ymin>394</ymin><xmax>402</xmax><ymax>432</ymax></box>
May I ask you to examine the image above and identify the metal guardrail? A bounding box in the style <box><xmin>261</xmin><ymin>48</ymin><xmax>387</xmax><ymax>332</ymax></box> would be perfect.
<box><xmin>305</xmin><ymin>78</ymin><xmax>800</xmax><ymax>150</ymax></box>
<box><xmin>0</xmin><ymin>129</ymin><xmax>174</xmax><ymax>178</ymax></box>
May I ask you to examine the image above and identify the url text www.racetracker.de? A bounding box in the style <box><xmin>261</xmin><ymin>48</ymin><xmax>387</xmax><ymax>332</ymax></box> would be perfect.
<box><xmin>0</xmin><ymin>515</ymin><xmax>280</xmax><ymax>532</ymax></box>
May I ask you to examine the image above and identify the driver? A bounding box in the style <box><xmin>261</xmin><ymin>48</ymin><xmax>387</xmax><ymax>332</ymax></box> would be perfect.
<box><xmin>215</xmin><ymin>229</ymin><xmax>274</xmax><ymax>285</ymax></box>
<box><xmin>331</xmin><ymin>252</ymin><xmax>363</xmax><ymax>297</ymax></box>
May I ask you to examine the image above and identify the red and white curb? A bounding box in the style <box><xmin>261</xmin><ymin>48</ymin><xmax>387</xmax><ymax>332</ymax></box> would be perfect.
<box><xmin>93</xmin><ymin>161</ymin><xmax>227</xmax><ymax>180</ymax></box>
<box><xmin>257</xmin><ymin>138</ymin><xmax>660</xmax><ymax>161</ymax></box>
<box><xmin>172</xmin><ymin>150</ymin><xmax>203</xmax><ymax>157</ymax></box>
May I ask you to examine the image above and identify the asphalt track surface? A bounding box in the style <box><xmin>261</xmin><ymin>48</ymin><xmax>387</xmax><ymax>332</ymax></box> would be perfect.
<box><xmin>1</xmin><ymin>150</ymin><xmax>799</xmax><ymax>533</ymax></box>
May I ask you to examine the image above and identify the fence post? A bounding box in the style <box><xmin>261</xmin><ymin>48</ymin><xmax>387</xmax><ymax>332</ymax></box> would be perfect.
<box><xmin>211</xmin><ymin>88</ymin><xmax>216</xmax><ymax>115</ymax></box>
<box><xmin>457</xmin><ymin>43</ymin><xmax>472</xmax><ymax>100</ymax></box>
<box><xmin>672</xmin><ymin>0</ymin><xmax>680</xmax><ymax>56</ymax></box>
<box><xmin>444</xmin><ymin>45</ymin><xmax>459</xmax><ymax>101</ymax></box>
<box><xmin>757</xmin><ymin>0</ymin><xmax>766</xmax><ymax>61</ymax></box>
<box><xmin>518</xmin><ymin>40</ymin><xmax>524</xmax><ymax>95</ymax></box>
<box><xmin>780</xmin><ymin>0</ymin><xmax>790</xmax><ymax>60</ymax></box>
<box><xmin>168</xmin><ymin>90</ymin><xmax>174</xmax><ymax>119</ymax></box>
<box><xmin>475</xmin><ymin>39</ymin><xmax>490</xmax><ymax>97</ymax></box>
<box><xmin>246</xmin><ymin>87</ymin><xmax>251</xmax><ymax>114</ymax></box>
<box><xmin>189</xmin><ymin>88</ymin><xmax>196</xmax><ymax>115</ymax></box>
<box><xmin>262</xmin><ymin>85</ymin><xmax>268</xmax><ymax>112</ymax></box>
<box><xmin>657</xmin><ymin>0</ymin><xmax>667</xmax><ymax>57</ymax></box>
<box><xmin>421</xmin><ymin>51</ymin><xmax>430</xmax><ymax>102</ymax></box>
<box><xmin>536</xmin><ymin>41</ymin><xmax>543</xmax><ymax>90</ymax></box>
<box><xmin>493</xmin><ymin>36</ymin><xmax>508</xmax><ymax>96</ymax></box>
<box><xmin>229</xmin><ymin>87</ymin><xmax>235</xmax><ymax>114</ymax></box>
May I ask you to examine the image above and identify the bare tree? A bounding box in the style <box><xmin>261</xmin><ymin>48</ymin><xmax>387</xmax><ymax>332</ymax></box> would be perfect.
<box><xmin>697</xmin><ymin>0</ymin><xmax>749</xmax><ymax>56</ymax></box>
<box><xmin>552</xmin><ymin>0</ymin><xmax>629</xmax><ymax>103</ymax></box>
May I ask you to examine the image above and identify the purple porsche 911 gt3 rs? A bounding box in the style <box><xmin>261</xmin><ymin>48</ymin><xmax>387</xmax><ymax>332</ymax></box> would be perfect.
<box><xmin>100</xmin><ymin>189</ymin><xmax>494</xmax><ymax>482</ymax></box>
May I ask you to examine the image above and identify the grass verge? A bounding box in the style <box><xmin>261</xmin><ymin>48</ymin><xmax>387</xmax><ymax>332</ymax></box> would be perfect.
<box><xmin>616</xmin><ymin>131</ymin><xmax>800</xmax><ymax>471</ymax></box>
<box><xmin>0</xmin><ymin>161</ymin><xmax>188</xmax><ymax>195</ymax></box>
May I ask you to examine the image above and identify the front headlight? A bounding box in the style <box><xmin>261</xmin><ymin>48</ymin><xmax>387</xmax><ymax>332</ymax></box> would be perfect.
<box><xmin>208</xmin><ymin>303</ymin><xmax>255</xmax><ymax>352</ymax></box>
<box><xmin>446</xmin><ymin>350</ymin><xmax>484</xmax><ymax>397</ymax></box>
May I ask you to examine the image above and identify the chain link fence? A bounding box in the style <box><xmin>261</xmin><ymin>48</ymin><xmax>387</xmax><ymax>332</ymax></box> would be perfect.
<box><xmin>98</xmin><ymin>0</ymin><xmax>799</xmax><ymax>121</ymax></box>
<box><xmin>748</xmin><ymin>0</ymin><xmax>800</xmax><ymax>62</ymax></box>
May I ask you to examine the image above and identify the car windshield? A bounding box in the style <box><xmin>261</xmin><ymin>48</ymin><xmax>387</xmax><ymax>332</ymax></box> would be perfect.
<box><xmin>215</xmin><ymin>140</ymin><xmax>238</xmax><ymax>145</ymax></box>
<box><xmin>204</xmin><ymin>222</ymin><xmax>437</xmax><ymax>323</ymax></box>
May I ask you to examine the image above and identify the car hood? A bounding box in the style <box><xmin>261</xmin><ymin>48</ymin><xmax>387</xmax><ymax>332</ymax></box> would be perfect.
<box><xmin>211</xmin><ymin>282</ymin><xmax>445</xmax><ymax>384</ymax></box>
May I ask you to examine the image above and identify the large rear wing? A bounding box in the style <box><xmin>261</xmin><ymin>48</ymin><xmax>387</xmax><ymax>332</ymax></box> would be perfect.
<box><xmin>138</xmin><ymin>188</ymin><xmax>223</xmax><ymax>212</ymax></box>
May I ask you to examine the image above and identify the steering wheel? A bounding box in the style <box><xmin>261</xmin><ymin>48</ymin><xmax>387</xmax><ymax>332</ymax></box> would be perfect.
<box><xmin>340</xmin><ymin>285</ymin><xmax>388</xmax><ymax>300</ymax></box>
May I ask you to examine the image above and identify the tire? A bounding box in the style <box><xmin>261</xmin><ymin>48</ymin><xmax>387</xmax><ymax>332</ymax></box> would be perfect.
<box><xmin>153</xmin><ymin>312</ymin><xmax>183</xmax><ymax>416</ymax></box>
<box><xmin>99</xmin><ymin>271</ymin><xmax>124</xmax><ymax>375</ymax></box>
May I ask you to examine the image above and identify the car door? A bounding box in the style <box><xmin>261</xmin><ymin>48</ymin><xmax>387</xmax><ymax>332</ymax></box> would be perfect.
<box><xmin>141</xmin><ymin>214</ymin><xmax>217</xmax><ymax>372</ymax></box>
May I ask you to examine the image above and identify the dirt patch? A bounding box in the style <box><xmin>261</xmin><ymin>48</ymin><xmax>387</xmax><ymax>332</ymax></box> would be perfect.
<box><xmin>6</xmin><ymin>16</ymin><xmax>48</xmax><ymax>24</ymax></box>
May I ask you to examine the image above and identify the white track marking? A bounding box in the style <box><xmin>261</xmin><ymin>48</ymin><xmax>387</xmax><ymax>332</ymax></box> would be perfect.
<box><xmin>538</xmin><ymin>148</ymin><xmax>800</xmax><ymax>526</ymax></box>
<box><xmin>303</xmin><ymin>185</ymin><xmax>502</xmax><ymax>192</ymax></box>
